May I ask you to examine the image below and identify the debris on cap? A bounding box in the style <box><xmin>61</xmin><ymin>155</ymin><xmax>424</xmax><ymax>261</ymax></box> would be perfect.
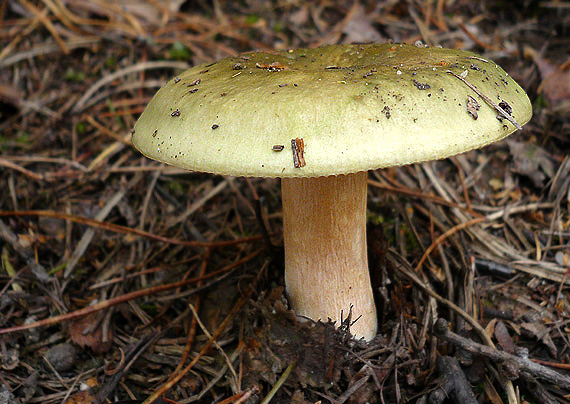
<box><xmin>133</xmin><ymin>43</ymin><xmax>532</xmax><ymax>178</ymax></box>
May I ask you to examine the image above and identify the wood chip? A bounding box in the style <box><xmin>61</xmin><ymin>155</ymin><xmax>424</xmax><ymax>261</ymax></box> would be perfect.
<box><xmin>291</xmin><ymin>137</ymin><xmax>305</xmax><ymax>168</ymax></box>
<box><xmin>466</xmin><ymin>95</ymin><xmax>480</xmax><ymax>119</ymax></box>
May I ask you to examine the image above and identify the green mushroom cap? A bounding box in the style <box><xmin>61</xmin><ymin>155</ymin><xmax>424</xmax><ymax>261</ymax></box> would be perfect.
<box><xmin>132</xmin><ymin>43</ymin><xmax>532</xmax><ymax>177</ymax></box>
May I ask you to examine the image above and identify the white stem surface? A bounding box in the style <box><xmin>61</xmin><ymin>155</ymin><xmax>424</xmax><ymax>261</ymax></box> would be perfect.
<box><xmin>282</xmin><ymin>172</ymin><xmax>377</xmax><ymax>341</ymax></box>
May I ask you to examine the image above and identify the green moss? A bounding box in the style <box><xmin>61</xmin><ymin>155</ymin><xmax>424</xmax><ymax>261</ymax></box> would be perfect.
<box><xmin>533</xmin><ymin>93</ymin><xmax>548</xmax><ymax>111</ymax></box>
<box><xmin>48</xmin><ymin>263</ymin><xmax>66</xmax><ymax>276</ymax></box>
<box><xmin>168</xmin><ymin>41</ymin><xmax>191</xmax><ymax>61</ymax></box>
<box><xmin>367</xmin><ymin>213</ymin><xmax>385</xmax><ymax>226</ymax></box>
<box><xmin>140</xmin><ymin>302</ymin><xmax>159</xmax><ymax>315</ymax></box>
<box><xmin>166</xmin><ymin>180</ymin><xmax>185</xmax><ymax>196</ymax></box>
<box><xmin>104</xmin><ymin>56</ymin><xmax>118</xmax><ymax>69</ymax></box>
<box><xmin>64</xmin><ymin>68</ymin><xmax>86</xmax><ymax>82</ymax></box>
<box><xmin>76</xmin><ymin>121</ymin><xmax>87</xmax><ymax>134</ymax></box>
<box><xmin>245</xmin><ymin>14</ymin><xmax>259</xmax><ymax>24</ymax></box>
<box><xmin>401</xmin><ymin>224</ymin><xmax>420</xmax><ymax>251</ymax></box>
<box><xmin>0</xmin><ymin>132</ymin><xmax>30</xmax><ymax>150</ymax></box>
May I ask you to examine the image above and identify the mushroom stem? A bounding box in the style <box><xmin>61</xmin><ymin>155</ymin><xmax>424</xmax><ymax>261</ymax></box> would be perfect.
<box><xmin>282</xmin><ymin>172</ymin><xmax>377</xmax><ymax>341</ymax></box>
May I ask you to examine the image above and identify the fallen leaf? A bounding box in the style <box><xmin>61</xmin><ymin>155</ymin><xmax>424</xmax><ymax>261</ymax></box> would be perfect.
<box><xmin>539</xmin><ymin>65</ymin><xmax>570</xmax><ymax>105</ymax></box>
<box><xmin>68</xmin><ymin>313</ymin><xmax>113</xmax><ymax>354</ymax></box>
<box><xmin>527</xmin><ymin>46</ymin><xmax>570</xmax><ymax>112</ymax></box>
<box><xmin>494</xmin><ymin>321</ymin><xmax>517</xmax><ymax>354</ymax></box>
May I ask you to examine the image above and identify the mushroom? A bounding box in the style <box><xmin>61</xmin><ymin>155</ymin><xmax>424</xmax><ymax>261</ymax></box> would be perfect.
<box><xmin>132</xmin><ymin>43</ymin><xmax>532</xmax><ymax>341</ymax></box>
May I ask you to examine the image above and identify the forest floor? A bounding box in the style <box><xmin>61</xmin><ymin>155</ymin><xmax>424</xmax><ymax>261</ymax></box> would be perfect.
<box><xmin>1</xmin><ymin>1</ymin><xmax>570</xmax><ymax>403</ymax></box>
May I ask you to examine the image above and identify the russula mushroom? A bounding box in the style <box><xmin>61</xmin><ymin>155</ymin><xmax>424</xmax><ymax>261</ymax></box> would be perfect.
<box><xmin>132</xmin><ymin>43</ymin><xmax>532</xmax><ymax>341</ymax></box>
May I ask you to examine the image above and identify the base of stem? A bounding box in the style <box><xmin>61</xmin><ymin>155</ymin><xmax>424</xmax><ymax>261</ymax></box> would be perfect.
<box><xmin>281</xmin><ymin>172</ymin><xmax>377</xmax><ymax>341</ymax></box>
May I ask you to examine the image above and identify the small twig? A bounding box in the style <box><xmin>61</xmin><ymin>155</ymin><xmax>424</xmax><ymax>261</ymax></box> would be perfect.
<box><xmin>484</xmin><ymin>202</ymin><xmax>554</xmax><ymax>221</ymax></box>
<box><xmin>530</xmin><ymin>358</ymin><xmax>570</xmax><ymax>370</ymax></box>
<box><xmin>88</xmin><ymin>255</ymin><xmax>200</xmax><ymax>289</ymax></box>
<box><xmin>64</xmin><ymin>173</ymin><xmax>143</xmax><ymax>277</ymax></box>
<box><xmin>138</xmin><ymin>169</ymin><xmax>161</xmax><ymax>235</ymax></box>
<box><xmin>391</xmin><ymin>251</ymin><xmax>492</xmax><ymax>345</ymax></box>
<box><xmin>19</xmin><ymin>0</ymin><xmax>69</xmax><ymax>54</ymax></box>
<box><xmin>249</xmin><ymin>186</ymin><xmax>280</xmax><ymax>261</ymax></box>
<box><xmin>391</xmin><ymin>249</ymin><xmax>525</xmax><ymax>401</ymax></box>
<box><xmin>0</xmin><ymin>158</ymin><xmax>46</xmax><ymax>181</ymax></box>
<box><xmin>0</xmin><ymin>219</ymin><xmax>50</xmax><ymax>283</ymax></box>
<box><xmin>414</xmin><ymin>217</ymin><xmax>485</xmax><ymax>273</ymax></box>
<box><xmin>434</xmin><ymin>318</ymin><xmax>570</xmax><ymax>388</ymax></box>
<box><xmin>188</xmin><ymin>303</ymin><xmax>238</xmax><ymax>381</ymax></box>
<box><xmin>519</xmin><ymin>372</ymin><xmax>558</xmax><ymax>404</ymax></box>
<box><xmin>141</xmin><ymin>262</ymin><xmax>266</xmax><ymax>404</ymax></box>
<box><xmin>169</xmin><ymin>249</ymin><xmax>210</xmax><ymax>379</ymax></box>
<box><xmin>85</xmin><ymin>116</ymin><xmax>133</xmax><ymax>146</ymax></box>
<box><xmin>367</xmin><ymin>179</ymin><xmax>473</xmax><ymax>210</ymax></box>
<box><xmin>181</xmin><ymin>344</ymin><xmax>244</xmax><ymax>403</ymax></box>
<box><xmin>0</xmin><ymin>37</ymin><xmax>100</xmax><ymax>68</ymax></box>
<box><xmin>445</xmin><ymin>70</ymin><xmax>522</xmax><ymax>130</ymax></box>
<box><xmin>458</xmin><ymin>22</ymin><xmax>497</xmax><ymax>51</ymax></box>
<box><xmin>0</xmin><ymin>16</ymin><xmax>40</xmax><ymax>62</ymax></box>
<box><xmin>215</xmin><ymin>386</ymin><xmax>259</xmax><ymax>404</ymax></box>
<box><xmin>0</xmin><ymin>210</ymin><xmax>265</xmax><ymax>248</ymax></box>
<box><xmin>408</xmin><ymin>3</ymin><xmax>433</xmax><ymax>46</ymax></box>
<box><xmin>94</xmin><ymin>330</ymin><xmax>162</xmax><ymax>404</ymax></box>
<box><xmin>233</xmin><ymin>386</ymin><xmax>261</xmax><ymax>404</ymax></box>
<box><xmin>1</xmin><ymin>155</ymin><xmax>87</xmax><ymax>171</ymax></box>
<box><xmin>0</xmin><ymin>249</ymin><xmax>261</xmax><ymax>335</ymax></box>
<box><xmin>73</xmin><ymin>61</ymin><xmax>189</xmax><ymax>113</ymax></box>
<box><xmin>43</xmin><ymin>356</ymin><xmax>69</xmax><ymax>389</ymax></box>
<box><xmin>435</xmin><ymin>0</ymin><xmax>448</xmax><ymax>30</ymax></box>
<box><xmin>167</xmin><ymin>178</ymin><xmax>230</xmax><ymax>227</ymax></box>
<box><xmin>336</xmin><ymin>371</ymin><xmax>370</xmax><ymax>404</ymax></box>
<box><xmin>86</xmin><ymin>135</ymin><xmax>129</xmax><ymax>172</ymax></box>
<box><xmin>429</xmin><ymin>356</ymin><xmax>477</xmax><ymax>404</ymax></box>
<box><xmin>59</xmin><ymin>366</ymin><xmax>85</xmax><ymax>404</ymax></box>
